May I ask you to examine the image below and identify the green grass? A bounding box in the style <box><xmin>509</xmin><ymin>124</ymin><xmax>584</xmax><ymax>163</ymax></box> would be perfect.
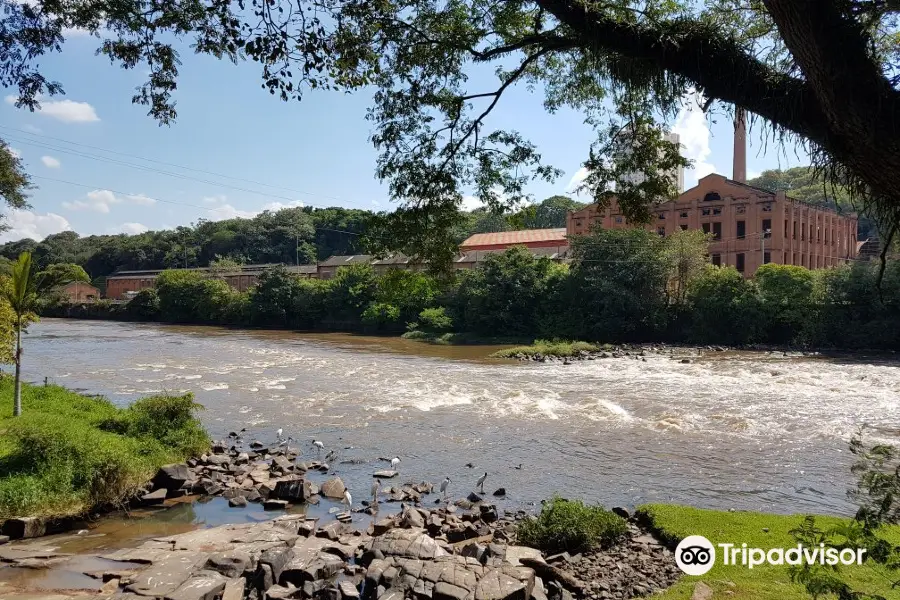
<box><xmin>638</xmin><ymin>504</ymin><xmax>900</xmax><ymax>600</ymax></box>
<box><xmin>490</xmin><ymin>339</ymin><xmax>606</xmax><ymax>359</ymax></box>
<box><xmin>517</xmin><ymin>496</ymin><xmax>628</xmax><ymax>553</ymax></box>
<box><xmin>401</xmin><ymin>330</ymin><xmax>534</xmax><ymax>346</ymax></box>
<box><xmin>0</xmin><ymin>378</ymin><xmax>209</xmax><ymax>520</ymax></box>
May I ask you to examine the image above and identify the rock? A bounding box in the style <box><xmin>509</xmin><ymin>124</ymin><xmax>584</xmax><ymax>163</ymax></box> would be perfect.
<box><xmin>373</xmin><ymin>470</ymin><xmax>398</xmax><ymax>479</ymax></box>
<box><xmin>0</xmin><ymin>535</ymin><xmax>8</xmax><ymax>545</ymax></box>
<box><xmin>492</xmin><ymin>488</ymin><xmax>506</xmax><ymax>497</ymax></box>
<box><xmin>692</xmin><ymin>581</ymin><xmax>714</xmax><ymax>600</ymax></box>
<box><xmin>264</xmin><ymin>499</ymin><xmax>290</xmax><ymax>510</ymax></box>
<box><xmin>321</xmin><ymin>477</ymin><xmax>347</xmax><ymax>499</ymax></box>
<box><xmin>680</xmin><ymin>358</ymin><xmax>691</xmax><ymax>364</ymax></box>
<box><xmin>467</xmin><ymin>492</ymin><xmax>482</xmax><ymax>503</ymax></box>
<box><xmin>401</xmin><ymin>509</ymin><xmax>425</xmax><ymax>529</ymax></box>
<box><xmin>167</xmin><ymin>570</ymin><xmax>228</xmax><ymax>600</ymax></box>
<box><xmin>373</xmin><ymin>518</ymin><xmax>395</xmax><ymax>536</ymax></box>
<box><xmin>126</xmin><ymin>553</ymin><xmax>206</xmax><ymax>597</ymax></box>
<box><xmin>370</xmin><ymin>529</ymin><xmax>449</xmax><ymax>560</ymax></box>
<box><xmin>229</xmin><ymin>496</ymin><xmax>248</xmax><ymax>508</ymax></box>
<box><xmin>222</xmin><ymin>578</ymin><xmax>245</xmax><ymax>600</ymax></box>
<box><xmin>434</xmin><ymin>582</ymin><xmax>469</xmax><ymax>600</ymax></box>
<box><xmin>206</xmin><ymin>552</ymin><xmax>252</xmax><ymax>578</ymax></box>
<box><xmin>611</xmin><ymin>506</ymin><xmax>630</xmax><ymax>520</ymax></box>
<box><xmin>298</xmin><ymin>521</ymin><xmax>317</xmax><ymax>537</ymax></box>
<box><xmin>271</xmin><ymin>456</ymin><xmax>294</xmax><ymax>473</ymax></box>
<box><xmin>317</xmin><ymin>522</ymin><xmax>350</xmax><ymax>541</ymax></box>
<box><xmin>273</xmin><ymin>479</ymin><xmax>311</xmax><ymax>503</ymax></box>
<box><xmin>340</xmin><ymin>580</ymin><xmax>361</xmax><ymax>600</ymax></box>
<box><xmin>475</xmin><ymin>569</ymin><xmax>527</xmax><ymax>600</ymax></box>
<box><xmin>141</xmin><ymin>487</ymin><xmax>168</xmax><ymax>505</ymax></box>
<box><xmin>504</xmin><ymin>547</ymin><xmax>544</xmax><ymax>568</ymax></box>
<box><xmin>206</xmin><ymin>454</ymin><xmax>231</xmax><ymax>467</ymax></box>
<box><xmin>1</xmin><ymin>516</ymin><xmax>46</xmax><ymax>540</ymax></box>
<box><xmin>250</xmin><ymin>441</ymin><xmax>265</xmax><ymax>449</ymax></box>
<box><xmin>260</xmin><ymin>547</ymin><xmax>295</xmax><ymax>583</ymax></box>
<box><xmin>265</xmin><ymin>584</ymin><xmax>296</xmax><ymax>599</ymax></box>
<box><xmin>235</xmin><ymin>452</ymin><xmax>250</xmax><ymax>465</ymax></box>
<box><xmin>303</xmin><ymin>580</ymin><xmax>326</xmax><ymax>598</ymax></box>
<box><xmin>153</xmin><ymin>463</ymin><xmax>191</xmax><ymax>492</ymax></box>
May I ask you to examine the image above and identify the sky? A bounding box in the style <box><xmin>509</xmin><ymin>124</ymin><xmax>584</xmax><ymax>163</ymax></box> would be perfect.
<box><xmin>0</xmin><ymin>31</ymin><xmax>811</xmax><ymax>243</ymax></box>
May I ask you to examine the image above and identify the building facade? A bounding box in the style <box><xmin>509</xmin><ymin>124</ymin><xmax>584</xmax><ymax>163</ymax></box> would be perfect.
<box><xmin>459</xmin><ymin>228</ymin><xmax>569</xmax><ymax>252</ymax></box>
<box><xmin>567</xmin><ymin>173</ymin><xmax>858</xmax><ymax>275</ymax></box>
<box><xmin>56</xmin><ymin>281</ymin><xmax>101</xmax><ymax>303</ymax></box>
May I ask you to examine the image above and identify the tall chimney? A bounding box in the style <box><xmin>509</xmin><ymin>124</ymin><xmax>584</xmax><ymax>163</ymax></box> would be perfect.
<box><xmin>733</xmin><ymin>108</ymin><xmax>747</xmax><ymax>183</ymax></box>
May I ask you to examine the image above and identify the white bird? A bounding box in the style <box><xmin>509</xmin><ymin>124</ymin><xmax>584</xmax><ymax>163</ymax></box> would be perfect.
<box><xmin>343</xmin><ymin>489</ymin><xmax>352</xmax><ymax>509</ymax></box>
<box><xmin>313</xmin><ymin>440</ymin><xmax>324</xmax><ymax>453</ymax></box>
<box><xmin>276</xmin><ymin>428</ymin><xmax>283</xmax><ymax>439</ymax></box>
<box><xmin>371</xmin><ymin>479</ymin><xmax>380</xmax><ymax>504</ymax></box>
<box><xmin>440</xmin><ymin>477</ymin><xmax>451</xmax><ymax>499</ymax></box>
<box><xmin>476</xmin><ymin>472</ymin><xmax>488</xmax><ymax>494</ymax></box>
<box><xmin>391</xmin><ymin>456</ymin><xmax>401</xmax><ymax>470</ymax></box>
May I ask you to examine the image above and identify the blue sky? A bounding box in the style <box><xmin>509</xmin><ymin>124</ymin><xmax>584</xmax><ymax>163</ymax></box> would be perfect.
<box><xmin>0</xmin><ymin>32</ymin><xmax>810</xmax><ymax>242</ymax></box>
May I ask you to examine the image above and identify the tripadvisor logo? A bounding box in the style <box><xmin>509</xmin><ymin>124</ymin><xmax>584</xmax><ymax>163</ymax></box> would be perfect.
<box><xmin>675</xmin><ymin>535</ymin><xmax>866</xmax><ymax>575</ymax></box>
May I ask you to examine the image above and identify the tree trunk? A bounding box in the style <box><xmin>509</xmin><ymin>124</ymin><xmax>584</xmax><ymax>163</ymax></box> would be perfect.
<box><xmin>13</xmin><ymin>318</ymin><xmax>21</xmax><ymax>417</ymax></box>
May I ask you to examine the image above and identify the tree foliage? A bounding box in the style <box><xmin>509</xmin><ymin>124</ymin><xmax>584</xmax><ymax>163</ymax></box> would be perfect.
<box><xmin>5</xmin><ymin>0</ymin><xmax>897</xmax><ymax>264</ymax></box>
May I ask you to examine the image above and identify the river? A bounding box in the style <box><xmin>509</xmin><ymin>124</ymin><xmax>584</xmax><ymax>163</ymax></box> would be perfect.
<box><xmin>17</xmin><ymin>319</ymin><xmax>900</xmax><ymax>516</ymax></box>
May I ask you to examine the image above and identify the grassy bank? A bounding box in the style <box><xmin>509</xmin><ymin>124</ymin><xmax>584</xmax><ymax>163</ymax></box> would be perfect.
<box><xmin>401</xmin><ymin>330</ymin><xmax>535</xmax><ymax>346</ymax></box>
<box><xmin>638</xmin><ymin>504</ymin><xmax>900</xmax><ymax>600</ymax></box>
<box><xmin>490</xmin><ymin>339</ymin><xmax>605</xmax><ymax>358</ymax></box>
<box><xmin>0</xmin><ymin>379</ymin><xmax>209</xmax><ymax>520</ymax></box>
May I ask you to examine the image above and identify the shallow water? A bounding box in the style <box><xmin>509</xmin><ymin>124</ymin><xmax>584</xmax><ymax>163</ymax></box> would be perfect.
<box><xmin>16</xmin><ymin>319</ymin><xmax>900</xmax><ymax>517</ymax></box>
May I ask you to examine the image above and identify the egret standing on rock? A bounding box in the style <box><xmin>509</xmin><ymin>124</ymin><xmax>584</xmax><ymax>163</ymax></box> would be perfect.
<box><xmin>313</xmin><ymin>440</ymin><xmax>324</xmax><ymax>454</ymax></box>
<box><xmin>476</xmin><ymin>472</ymin><xmax>487</xmax><ymax>494</ymax></box>
<box><xmin>276</xmin><ymin>428</ymin><xmax>283</xmax><ymax>439</ymax></box>
<box><xmin>371</xmin><ymin>478</ymin><xmax>380</xmax><ymax>505</ymax></box>
<box><xmin>440</xmin><ymin>477</ymin><xmax>451</xmax><ymax>500</ymax></box>
<box><xmin>391</xmin><ymin>456</ymin><xmax>401</xmax><ymax>471</ymax></box>
<box><xmin>343</xmin><ymin>489</ymin><xmax>352</xmax><ymax>510</ymax></box>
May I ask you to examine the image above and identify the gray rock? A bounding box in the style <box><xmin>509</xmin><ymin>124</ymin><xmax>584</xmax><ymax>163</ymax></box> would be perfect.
<box><xmin>221</xmin><ymin>578</ymin><xmax>246</xmax><ymax>600</ymax></box>
<box><xmin>273</xmin><ymin>479</ymin><xmax>311</xmax><ymax>503</ymax></box>
<box><xmin>0</xmin><ymin>535</ymin><xmax>8</xmax><ymax>545</ymax></box>
<box><xmin>167</xmin><ymin>570</ymin><xmax>228</xmax><ymax>600</ymax></box>
<box><xmin>206</xmin><ymin>454</ymin><xmax>231</xmax><ymax>467</ymax></box>
<box><xmin>316</xmin><ymin>522</ymin><xmax>349</xmax><ymax>541</ymax></box>
<box><xmin>492</xmin><ymin>488</ymin><xmax>506</xmax><ymax>497</ymax></box>
<box><xmin>271</xmin><ymin>456</ymin><xmax>294</xmax><ymax>473</ymax></box>
<box><xmin>373</xmin><ymin>470</ymin><xmax>398</xmax><ymax>479</ymax></box>
<box><xmin>434</xmin><ymin>582</ymin><xmax>469</xmax><ymax>600</ymax></box>
<box><xmin>1</xmin><ymin>516</ymin><xmax>46</xmax><ymax>540</ymax></box>
<box><xmin>503</xmin><ymin>547</ymin><xmax>543</xmax><ymax>568</ymax></box>
<box><xmin>370</xmin><ymin>529</ymin><xmax>449</xmax><ymax>560</ymax></box>
<box><xmin>153</xmin><ymin>463</ymin><xmax>191</xmax><ymax>491</ymax></box>
<box><xmin>265</xmin><ymin>584</ymin><xmax>297</xmax><ymax>599</ymax></box>
<box><xmin>303</xmin><ymin>580</ymin><xmax>326</xmax><ymax>598</ymax></box>
<box><xmin>321</xmin><ymin>477</ymin><xmax>347</xmax><ymax>499</ymax></box>
<box><xmin>206</xmin><ymin>552</ymin><xmax>252</xmax><ymax>578</ymax></box>
<box><xmin>126</xmin><ymin>552</ymin><xmax>205</xmax><ymax>597</ymax></box>
<box><xmin>611</xmin><ymin>507</ymin><xmax>630</xmax><ymax>520</ymax></box>
<box><xmin>141</xmin><ymin>487</ymin><xmax>168</xmax><ymax>505</ymax></box>
<box><xmin>260</xmin><ymin>546</ymin><xmax>295</xmax><ymax>583</ymax></box>
<box><xmin>229</xmin><ymin>496</ymin><xmax>249</xmax><ymax>508</ymax></box>
<box><xmin>264</xmin><ymin>499</ymin><xmax>290</xmax><ymax>510</ymax></box>
<box><xmin>401</xmin><ymin>509</ymin><xmax>425</xmax><ymax>529</ymax></box>
<box><xmin>339</xmin><ymin>580</ymin><xmax>361</xmax><ymax>600</ymax></box>
<box><xmin>475</xmin><ymin>569</ymin><xmax>527</xmax><ymax>600</ymax></box>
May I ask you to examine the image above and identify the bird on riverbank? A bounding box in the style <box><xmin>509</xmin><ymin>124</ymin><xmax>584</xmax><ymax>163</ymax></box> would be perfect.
<box><xmin>391</xmin><ymin>456</ymin><xmax>401</xmax><ymax>471</ymax></box>
<box><xmin>325</xmin><ymin>449</ymin><xmax>338</xmax><ymax>463</ymax></box>
<box><xmin>440</xmin><ymin>477</ymin><xmax>451</xmax><ymax>499</ymax></box>
<box><xmin>276</xmin><ymin>428</ymin><xmax>283</xmax><ymax>439</ymax></box>
<box><xmin>371</xmin><ymin>478</ymin><xmax>380</xmax><ymax>505</ymax></box>
<box><xmin>343</xmin><ymin>489</ymin><xmax>352</xmax><ymax>510</ymax></box>
<box><xmin>476</xmin><ymin>472</ymin><xmax>487</xmax><ymax>494</ymax></box>
<box><xmin>313</xmin><ymin>440</ymin><xmax>324</xmax><ymax>454</ymax></box>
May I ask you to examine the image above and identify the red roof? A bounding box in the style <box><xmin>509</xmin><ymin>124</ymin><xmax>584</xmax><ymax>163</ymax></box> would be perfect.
<box><xmin>460</xmin><ymin>228</ymin><xmax>568</xmax><ymax>248</ymax></box>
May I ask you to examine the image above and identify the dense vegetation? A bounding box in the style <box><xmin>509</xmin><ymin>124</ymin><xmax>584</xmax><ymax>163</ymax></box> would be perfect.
<box><xmin>517</xmin><ymin>496</ymin><xmax>627</xmax><ymax>553</ymax></box>
<box><xmin>0</xmin><ymin>379</ymin><xmax>208</xmax><ymax>519</ymax></box>
<box><xmin>43</xmin><ymin>229</ymin><xmax>900</xmax><ymax>351</ymax></box>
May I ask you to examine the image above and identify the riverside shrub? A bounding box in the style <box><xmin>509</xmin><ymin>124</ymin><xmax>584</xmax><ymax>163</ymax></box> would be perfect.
<box><xmin>517</xmin><ymin>496</ymin><xmax>628</xmax><ymax>553</ymax></box>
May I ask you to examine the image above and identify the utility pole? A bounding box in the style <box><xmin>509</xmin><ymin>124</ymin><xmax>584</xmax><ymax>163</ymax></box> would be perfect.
<box><xmin>296</xmin><ymin>233</ymin><xmax>300</xmax><ymax>267</ymax></box>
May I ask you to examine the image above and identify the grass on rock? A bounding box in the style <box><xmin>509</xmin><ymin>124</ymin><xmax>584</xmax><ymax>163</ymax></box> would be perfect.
<box><xmin>638</xmin><ymin>504</ymin><xmax>900</xmax><ymax>600</ymax></box>
<box><xmin>491</xmin><ymin>339</ymin><xmax>604</xmax><ymax>359</ymax></box>
<box><xmin>517</xmin><ymin>496</ymin><xmax>628</xmax><ymax>553</ymax></box>
<box><xmin>0</xmin><ymin>378</ymin><xmax>208</xmax><ymax>520</ymax></box>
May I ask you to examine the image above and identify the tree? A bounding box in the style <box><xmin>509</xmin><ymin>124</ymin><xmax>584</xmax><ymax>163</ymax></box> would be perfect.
<box><xmin>36</xmin><ymin>263</ymin><xmax>91</xmax><ymax>290</ymax></box>
<box><xmin>510</xmin><ymin>196</ymin><xmax>587</xmax><ymax>230</ymax></box>
<box><xmin>4</xmin><ymin>0</ymin><xmax>899</xmax><ymax>266</ymax></box>
<box><xmin>662</xmin><ymin>229</ymin><xmax>712</xmax><ymax>305</ymax></box>
<box><xmin>0</xmin><ymin>252</ymin><xmax>38</xmax><ymax>416</ymax></box>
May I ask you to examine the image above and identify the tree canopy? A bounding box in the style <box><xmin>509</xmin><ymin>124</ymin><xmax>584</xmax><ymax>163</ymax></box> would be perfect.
<box><xmin>2</xmin><ymin>0</ymin><xmax>899</xmax><ymax>262</ymax></box>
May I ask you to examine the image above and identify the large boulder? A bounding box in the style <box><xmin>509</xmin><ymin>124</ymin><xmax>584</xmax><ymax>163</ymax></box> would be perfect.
<box><xmin>320</xmin><ymin>477</ymin><xmax>347</xmax><ymax>499</ymax></box>
<box><xmin>369</xmin><ymin>529</ymin><xmax>449</xmax><ymax>560</ymax></box>
<box><xmin>272</xmin><ymin>479</ymin><xmax>312</xmax><ymax>502</ymax></box>
<box><xmin>475</xmin><ymin>569</ymin><xmax>528</xmax><ymax>600</ymax></box>
<box><xmin>1</xmin><ymin>517</ymin><xmax>46</xmax><ymax>540</ymax></box>
<box><xmin>152</xmin><ymin>463</ymin><xmax>191</xmax><ymax>492</ymax></box>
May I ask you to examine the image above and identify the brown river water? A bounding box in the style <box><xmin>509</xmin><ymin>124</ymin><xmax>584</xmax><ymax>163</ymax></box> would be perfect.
<box><xmin>16</xmin><ymin>319</ymin><xmax>900</xmax><ymax>518</ymax></box>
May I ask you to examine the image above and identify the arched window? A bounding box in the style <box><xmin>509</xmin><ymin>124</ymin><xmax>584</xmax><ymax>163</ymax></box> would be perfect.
<box><xmin>703</xmin><ymin>192</ymin><xmax>721</xmax><ymax>202</ymax></box>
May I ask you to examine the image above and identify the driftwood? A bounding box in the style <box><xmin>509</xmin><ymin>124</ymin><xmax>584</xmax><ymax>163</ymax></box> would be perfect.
<box><xmin>519</xmin><ymin>557</ymin><xmax>585</xmax><ymax>594</ymax></box>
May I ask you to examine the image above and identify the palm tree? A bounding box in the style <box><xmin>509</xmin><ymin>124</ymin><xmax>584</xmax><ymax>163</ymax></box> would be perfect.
<box><xmin>2</xmin><ymin>252</ymin><xmax>37</xmax><ymax>416</ymax></box>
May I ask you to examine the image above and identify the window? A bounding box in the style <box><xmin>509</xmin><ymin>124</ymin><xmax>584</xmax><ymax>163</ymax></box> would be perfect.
<box><xmin>680</xmin><ymin>211</ymin><xmax>689</xmax><ymax>219</ymax></box>
<box><xmin>680</xmin><ymin>224</ymin><xmax>688</xmax><ymax>231</ymax></box>
<box><xmin>736</xmin><ymin>253</ymin><xmax>745</xmax><ymax>272</ymax></box>
<box><xmin>793</xmin><ymin>222</ymin><xmax>798</xmax><ymax>240</ymax></box>
<box><xmin>711</xmin><ymin>254</ymin><xmax>721</xmax><ymax>266</ymax></box>
<box><xmin>762</xmin><ymin>203</ymin><xmax>773</xmax><ymax>212</ymax></box>
<box><xmin>712</xmin><ymin>207</ymin><xmax>722</xmax><ymax>215</ymax></box>
<box><xmin>701</xmin><ymin>208</ymin><xmax>712</xmax><ymax>216</ymax></box>
<box><xmin>764</xmin><ymin>251</ymin><xmax>771</xmax><ymax>264</ymax></box>
<box><xmin>712</xmin><ymin>222</ymin><xmax>722</xmax><ymax>240</ymax></box>
<box><xmin>658</xmin><ymin>213</ymin><xmax>666</xmax><ymax>220</ymax></box>
<box><xmin>785</xmin><ymin>219</ymin><xmax>788</xmax><ymax>237</ymax></box>
<box><xmin>615</xmin><ymin>216</ymin><xmax>623</xmax><ymax>223</ymax></box>
<box><xmin>702</xmin><ymin>223</ymin><xmax>711</xmax><ymax>234</ymax></box>
<box><xmin>656</xmin><ymin>227</ymin><xmax>666</xmax><ymax>236</ymax></box>
<box><xmin>736</xmin><ymin>206</ymin><xmax>746</xmax><ymax>215</ymax></box>
<box><xmin>703</xmin><ymin>192</ymin><xmax>721</xmax><ymax>202</ymax></box>
<box><xmin>824</xmin><ymin>228</ymin><xmax>828</xmax><ymax>243</ymax></box>
<box><xmin>736</xmin><ymin>220</ymin><xmax>746</xmax><ymax>239</ymax></box>
<box><xmin>783</xmin><ymin>252</ymin><xmax>788</xmax><ymax>264</ymax></box>
<box><xmin>762</xmin><ymin>219</ymin><xmax>772</xmax><ymax>238</ymax></box>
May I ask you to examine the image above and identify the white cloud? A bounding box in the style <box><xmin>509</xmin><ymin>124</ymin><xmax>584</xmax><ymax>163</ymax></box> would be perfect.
<box><xmin>112</xmin><ymin>222</ymin><xmax>149</xmax><ymax>235</ymax></box>
<box><xmin>261</xmin><ymin>200</ymin><xmax>304</xmax><ymax>212</ymax></box>
<box><xmin>565</xmin><ymin>167</ymin><xmax>590</xmax><ymax>194</ymax></box>
<box><xmin>40</xmin><ymin>155</ymin><xmax>61</xmax><ymax>168</ymax></box>
<box><xmin>62</xmin><ymin>189</ymin><xmax>153</xmax><ymax>213</ymax></box>
<box><xmin>747</xmin><ymin>169</ymin><xmax>761</xmax><ymax>181</ymax></box>
<box><xmin>207</xmin><ymin>204</ymin><xmax>258</xmax><ymax>221</ymax></box>
<box><xmin>202</xmin><ymin>195</ymin><xmax>226</xmax><ymax>205</ymax></box>
<box><xmin>672</xmin><ymin>92</ymin><xmax>717</xmax><ymax>188</ymax></box>
<box><xmin>0</xmin><ymin>209</ymin><xmax>70</xmax><ymax>242</ymax></box>
<box><xmin>5</xmin><ymin>94</ymin><xmax>99</xmax><ymax>123</ymax></box>
<box><xmin>460</xmin><ymin>195</ymin><xmax>483</xmax><ymax>211</ymax></box>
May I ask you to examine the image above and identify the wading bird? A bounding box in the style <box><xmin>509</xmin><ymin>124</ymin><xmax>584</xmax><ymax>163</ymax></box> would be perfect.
<box><xmin>476</xmin><ymin>472</ymin><xmax>487</xmax><ymax>494</ymax></box>
<box><xmin>313</xmin><ymin>440</ymin><xmax>324</xmax><ymax>454</ymax></box>
<box><xmin>343</xmin><ymin>489</ymin><xmax>352</xmax><ymax>510</ymax></box>
<box><xmin>325</xmin><ymin>449</ymin><xmax>338</xmax><ymax>463</ymax></box>
<box><xmin>371</xmin><ymin>478</ymin><xmax>380</xmax><ymax>505</ymax></box>
<box><xmin>391</xmin><ymin>456</ymin><xmax>401</xmax><ymax>471</ymax></box>
<box><xmin>440</xmin><ymin>477</ymin><xmax>451</xmax><ymax>500</ymax></box>
<box><xmin>276</xmin><ymin>428</ymin><xmax>283</xmax><ymax>439</ymax></box>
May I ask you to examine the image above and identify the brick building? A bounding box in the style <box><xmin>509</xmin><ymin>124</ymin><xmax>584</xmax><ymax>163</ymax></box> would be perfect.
<box><xmin>459</xmin><ymin>228</ymin><xmax>569</xmax><ymax>253</ymax></box>
<box><xmin>55</xmin><ymin>281</ymin><xmax>101</xmax><ymax>303</ymax></box>
<box><xmin>567</xmin><ymin>112</ymin><xmax>858</xmax><ymax>275</ymax></box>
